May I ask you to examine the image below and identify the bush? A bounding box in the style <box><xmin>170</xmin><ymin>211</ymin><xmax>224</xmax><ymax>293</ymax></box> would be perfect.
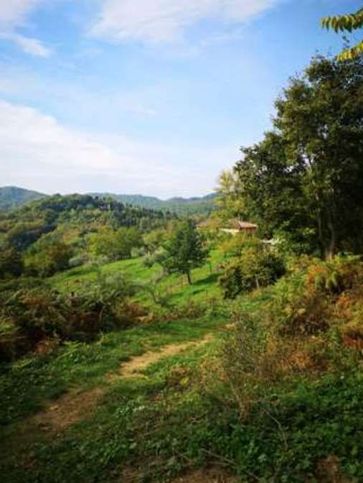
<box><xmin>0</xmin><ymin>247</ymin><xmax>23</xmax><ymax>278</ymax></box>
<box><xmin>219</xmin><ymin>246</ymin><xmax>285</xmax><ymax>298</ymax></box>
<box><xmin>24</xmin><ymin>238</ymin><xmax>73</xmax><ymax>277</ymax></box>
<box><xmin>0</xmin><ymin>273</ymin><xmax>143</xmax><ymax>361</ymax></box>
<box><xmin>222</xmin><ymin>256</ymin><xmax>363</xmax><ymax>419</ymax></box>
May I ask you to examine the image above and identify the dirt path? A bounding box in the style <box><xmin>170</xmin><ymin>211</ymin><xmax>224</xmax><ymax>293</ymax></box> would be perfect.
<box><xmin>118</xmin><ymin>333</ymin><xmax>214</xmax><ymax>378</ymax></box>
<box><xmin>31</xmin><ymin>334</ymin><xmax>214</xmax><ymax>433</ymax></box>
<box><xmin>32</xmin><ymin>387</ymin><xmax>105</xmax><ymax>432</ymax></box>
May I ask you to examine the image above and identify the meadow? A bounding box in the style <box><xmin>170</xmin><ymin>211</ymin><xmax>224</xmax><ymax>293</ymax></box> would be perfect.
<box><xmin>1</xmin><ymin>248</ymin><xmax>362</xmax><ymax>482</ymax></box>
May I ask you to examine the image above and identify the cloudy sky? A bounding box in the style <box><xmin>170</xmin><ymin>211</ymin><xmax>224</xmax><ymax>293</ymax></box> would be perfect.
<box><xmin>0</xmin><ymin>0</ymin><xmax>358</xmax><ymax>198</ymax></box>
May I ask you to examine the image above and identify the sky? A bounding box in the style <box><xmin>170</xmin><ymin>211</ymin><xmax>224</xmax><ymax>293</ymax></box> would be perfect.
<box><xmin>0</xmin><ymin>0</ymin><xmax>360</xmax><ymax>199</ymax></box>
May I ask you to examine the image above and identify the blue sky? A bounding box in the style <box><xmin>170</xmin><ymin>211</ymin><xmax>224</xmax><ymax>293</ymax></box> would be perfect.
<box><xmin>0</xmin><ymin>0</ymin><xmax>360</xmax><ymax>198</ymax></box>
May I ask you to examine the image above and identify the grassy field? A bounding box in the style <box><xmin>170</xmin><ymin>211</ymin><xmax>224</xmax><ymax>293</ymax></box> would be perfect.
<box><xmin>51</xmin><ymin>249</ymin><xmax>225</xmax><ymax>306</ymax></box>
<box><xmin>0</xmin><ymin>252</ymin><xmax>231</xmax><ymax>481</ymax></box>
<box><xmin>0</xmin><ymin>310</ymin><xmax>233</xmax><ymax>482</ymax></box>
<box><xmin>1</xmin><ymin>253</ymin><xmax>363</xmax><ymax>482</ymax></box>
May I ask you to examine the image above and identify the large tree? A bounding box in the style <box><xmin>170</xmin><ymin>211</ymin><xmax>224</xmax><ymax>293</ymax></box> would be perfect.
<box><xmin>322</xmin><ymin>6</ymin><xmax>363</xmax><ymax>60</ymax></box>
<box><xmin>235</xmin><ymin>56</ymin><xmax>363</xmax><ymax>258</ymax></box>
<box><xmin>162</xmin><ymin>220</ymin><xmax>208</xmax><ymax>284</ymax></box>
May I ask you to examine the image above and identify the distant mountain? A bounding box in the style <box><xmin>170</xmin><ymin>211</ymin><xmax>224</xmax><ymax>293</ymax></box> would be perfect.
<box><xmin>0</xmin><ymin>186</ymin><xmax>46</xmax><ymax>210</ymax></box>
<box><xmin>91</xmin><ymin>193</ymin><xmax>217</xmax><ymax>216</ymax></box>
<box><xmin>0</xmin><ymin>186</ymin><xmax>217</xmax><ymax>216</ymax></box>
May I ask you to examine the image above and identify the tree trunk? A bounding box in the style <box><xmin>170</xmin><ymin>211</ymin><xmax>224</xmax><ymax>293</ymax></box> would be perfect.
<box><xmin>326</xmin><ymin>218</ymin><xmax>337</xmax><ymax>260</ymax></box>
<box><xmin>316</xmin><ymin>211</ymin><xmax>325</xmax><ymax>259</ymax></box>
<box><xmin>186</xmin><ymin>270</ymin><xmax>192</xmax><ymax>285</ymax></box>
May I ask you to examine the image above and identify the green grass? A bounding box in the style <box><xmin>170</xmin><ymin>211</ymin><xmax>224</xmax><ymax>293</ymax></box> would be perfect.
<box><xmin>0</xmin><ymin>312</ymin><xmax>233</xmax><ymax>482</ymax></box>
<box><xmin>0</xmin><ymin>313</ymin><xmax>227</xmax><ymax>426</ymax></box>
<box><xmin>51</xmin><ymin>249</ymin><xmax>225</xmax><ymax>305</ymax></box>
<box><xmin>2</xmin><ymin>329</ymin><xmax>362</xmax><ymax>482</ymax></box>
<box><xmin>2</xmin><ymin>254</ymin><xmax>363</xmax><ymax>482</ymax></box>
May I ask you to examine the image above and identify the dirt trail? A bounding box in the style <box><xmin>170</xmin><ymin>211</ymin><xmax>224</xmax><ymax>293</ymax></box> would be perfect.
<box><xmin>118</xmin><ymin>333</ymin><xmax>214</xmax><ymax>378</ymax></box>
<box><xmin>171</xmin><ymin>469</ymin><xmax>238</xmax><ymax>483</ymax></box>
<box><xmin>32</xmin><ymin>387</ymin><xmax>104</xmax><ymax>432</ymax></box>
<box><xmin>32</xmin><ymin>333</ymin><xmax>214</xmax><ymax>433</ymax></box>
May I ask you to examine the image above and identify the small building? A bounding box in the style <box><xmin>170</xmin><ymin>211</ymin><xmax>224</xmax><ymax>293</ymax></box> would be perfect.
<box><xmin>220</xmin><ymin>219</ymin><xmax>258</xmax><ymax>236</ymax></box>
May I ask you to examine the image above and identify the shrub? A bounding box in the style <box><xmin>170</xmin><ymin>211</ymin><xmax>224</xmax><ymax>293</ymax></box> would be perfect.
<box><xmin>0</xmin><ymin>247</ymin><xmax>23</xmax><ymax>278</ymax></box>
<box><xmin>222</xmin><ymin>256</ymin><xmax>363</xmax><ymax>419</ymax></box>
<box><xmin>0</xmin><ymin>273</ymin><xmax>143</xmax><ymax>361</ymax></box>
<box><xmin>24</xmin><ymin>238</ymin><xmax>73</xmax><ymax>277</ymax></box>
<box><xmin>219</xmin><ymin>246</ymin><xmax>285</xmax><ymax>298</ymax></box>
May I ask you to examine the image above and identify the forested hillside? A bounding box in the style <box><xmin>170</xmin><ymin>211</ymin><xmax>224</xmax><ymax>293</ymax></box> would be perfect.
<box><xmin>0</xmin><ymin>187</ymin><xmax>216</xmax><ymax>216</ymax></box>
<box><xmin>0</xmin><ymin>194</ymin><xmax>173</xmax><ymax>278</ymax></box>
<box><xmin>91</xmin><ymin>192</ymin><xmax>217</xmax><ymax>216</ymax></box>
<box><xmin>0</xmin><ymin>186</ymin><xmax>45</xmax><ymax>210</ymax></box>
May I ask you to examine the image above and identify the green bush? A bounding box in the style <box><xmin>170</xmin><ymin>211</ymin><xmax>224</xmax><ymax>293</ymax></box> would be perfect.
<box><xmin>219</xmin><ymin>246</ymin><xmax>285</xmax><ymax>298</ymax></box>
<box><xmin>24</xmin><ymin>237</ymin><xmax>73</xmax><ymax>277</ymax></box>
<box><xmin>0</xmin><ymin>247</ymin><xmax>23</xmax><ymax>278</ymax></box>
<box><xmin>0</xmin><ymin>273</ymin><xmax>142</xmax><ymax>361</ymax></box>
<box><xmin>222</xmin><ymin>256</ymin><xmax>363</xmax><ymax>419</ymax></box>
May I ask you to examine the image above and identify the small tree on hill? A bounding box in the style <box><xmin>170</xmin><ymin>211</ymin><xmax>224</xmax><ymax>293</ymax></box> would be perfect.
<box><xmin>162</xmin><ymin>220</ymin><xmax>208</xmax><ymax>284</ymax></box>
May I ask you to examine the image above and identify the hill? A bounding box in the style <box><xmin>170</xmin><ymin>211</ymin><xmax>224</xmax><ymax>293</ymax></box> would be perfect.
<box><xmin>0</xmin><ymin>186</ymin><xmax>45</xmax><ymax>211</ymax></box>
<box><xmin>0</xmin><ymin>193</ymin><xmax>172</xmax><ymax>257</ymax></box>
<box><xmin>0</xmin><ymin>186</ymin><xmax>216</xmax><ymax>216</ymax></box>
<box><xmin>86</xmin><ymin>192</ymin><xmax>216</xmax><ymax>216</ymax></box>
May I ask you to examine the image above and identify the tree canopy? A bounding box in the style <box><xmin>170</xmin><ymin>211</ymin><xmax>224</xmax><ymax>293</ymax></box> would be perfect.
<box><xmin>235</xmin><ymin>55</ymin><xmax>363</xmax><ymax>258</ymax></box>
<box><xmin>162</xmin><ymin>220</ymin><xmax>208</xmax><ymax>284</ymax></box>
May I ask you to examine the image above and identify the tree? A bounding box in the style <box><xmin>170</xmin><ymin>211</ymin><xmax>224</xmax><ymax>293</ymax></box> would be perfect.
<box><xmin>235</xmin><ymin>55</ymin><xmax>363</xmax><ymax>259</ymax></box>
<box><xmin>0</xmin><ymin>246</ymin><xmax>23</xmax><ymax>278</ymax></box>
<box><xmin>24</xmin><ymin>238</ymin><xmax>73</xmax><ymax>277</ymax></box>
<box><xmin>215</xmin><ymin>169</ymin><xmax>245</xmax><ymax>222</ymax></box>
<box><xmin>322</xmin><ymin>7</ymin><xmax>363</xmax><ymax>60</ymax></box>
<box><xmin>89</xmin><ymin>227</ymin><xmax>142</xmax><ymax>261</ymax></box>
<box><xmin>162</xmin><ymin>220</ymin><xmax>208</xmax><ymax>284</ymax></box>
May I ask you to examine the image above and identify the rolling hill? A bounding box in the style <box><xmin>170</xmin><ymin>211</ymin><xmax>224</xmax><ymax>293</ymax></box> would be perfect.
<box><xmin>0</xmin><ymin>186</ymin><xmax>45</xmax><ymax>211</ymax></box>
<box><xmin>0</xmin><ymin>186</ymin><xmax>216</xmax><ymax>216</ymax></box>
<box><xmin>90</xmin><ymin>192</ymin><xmax>217</xmax><ymax>215</ymax></box>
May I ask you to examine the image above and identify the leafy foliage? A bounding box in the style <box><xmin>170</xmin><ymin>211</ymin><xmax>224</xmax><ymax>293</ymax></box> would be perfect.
<box><xmin>0</xmin><ymin>274</ymin><xmax>138</xmax><ymax>361</ymax></box>
<box><xmin>322</xmin><ymin>7</ymin><xmax>363</xmax><ymax>60</ymax></box>
<box><xmin>88</xmin><ymin>226</ymin><xmax>142</xmax><ymax>262</ymax></box>
<box><xmin>24</xmin><ymin>236</ymin><xmax>73</xmax><ymax>277</ymax></box>
<box><xmin>0</xmin><ymin>247</ymin><xmax>23</xmax><ymax>278</ymax></box>
<box><xmin>219</xmin><ymin>243</ymin><xmax>285</xmax><ymax>298</ymax></box>
<box><xmin>0</xmin><ymin>194</ymin><xmax>173</xmax><ymax>277</ymax></box>
<box><xmin>235</xmin><ymin>55</ymin><xmax>363</xmax><ymax>258</ymax></box>
<box><xmin>161</xmin><ymin>220</ymin><xmax>209</xmax><ymax>284</ymax></box>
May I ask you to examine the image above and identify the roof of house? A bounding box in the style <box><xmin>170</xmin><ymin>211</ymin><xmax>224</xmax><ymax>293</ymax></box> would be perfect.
<box><xmin>230</xmin><ymin>219</ymin><xmax>258</xmax><ymax>229</ymax></box>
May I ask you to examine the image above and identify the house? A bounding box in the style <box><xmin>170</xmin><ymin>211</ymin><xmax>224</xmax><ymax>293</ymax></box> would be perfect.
<box><xmin>220</xmin><ymin>219</ymin><xmax>258</xmax><ymax>236</ymax></box>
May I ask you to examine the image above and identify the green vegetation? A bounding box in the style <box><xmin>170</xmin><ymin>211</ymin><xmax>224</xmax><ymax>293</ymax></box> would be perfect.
<box><xmin>1</xmin><ymin>52</ymin><xmax>363</xmax><ymax>482</ymax></box>
<box><xmin>0</xmin><ymin>186</ymin><xmax>45</xmax><ymax>211</ymax></box>
<box><xmin>92</xmin><ymin>192</ymin><xmax>217</xmax><ymax>216</ymax></box>
<box><xmin>161</xmin><ymin>220</ymin><xmax>209</xmax><ymax>284</ymax></box>
<box><xmin>236</xmin><ymin>55</ymin><xmax>363</xmax><ymax>258</ymax></box>
<box><xmin>322</xmin><ymin>6</ymin><xmax>363</xmax><ymax>60</ymax></box>
<box><xmin>219</xmin><ymin>239</ymin><xmax>285</xmax><ymax>298</ymax></box>
<box><xmin>0</xmin><ymin>186</ymin><xmax>216</xmax><ymax>216</ymax></box>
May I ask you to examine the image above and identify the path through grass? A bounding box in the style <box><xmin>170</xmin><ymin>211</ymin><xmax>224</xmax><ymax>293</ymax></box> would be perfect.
<box><xmin>0</xmin><ymin>309</ymin><xmax>233</xmax><ymax>482</ymax></box>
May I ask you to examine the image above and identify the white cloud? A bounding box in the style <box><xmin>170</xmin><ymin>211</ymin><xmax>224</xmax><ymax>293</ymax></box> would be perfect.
<box><xmin>0</xmin><ymin>32</ymin><xmax>51</xmax><ymax>57</ymax></box>
<box><xmin>0</xmin><ymin>100</ymin><xmax>234</xmax><ymax>197</ymax></box>
<box><xmin>0</xmin><ymin>0</ymin><xmax>50</xmax><ymax>57</ymax></box>
<box><xmin>91</xmin><ymin>0</ymin><xmax>279</xmax><ymax>43</ymax></box>
<box><xmin>0</xmin><ymin>0</ymin><xmax>41</xmax><ymax>26</ymax></box>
